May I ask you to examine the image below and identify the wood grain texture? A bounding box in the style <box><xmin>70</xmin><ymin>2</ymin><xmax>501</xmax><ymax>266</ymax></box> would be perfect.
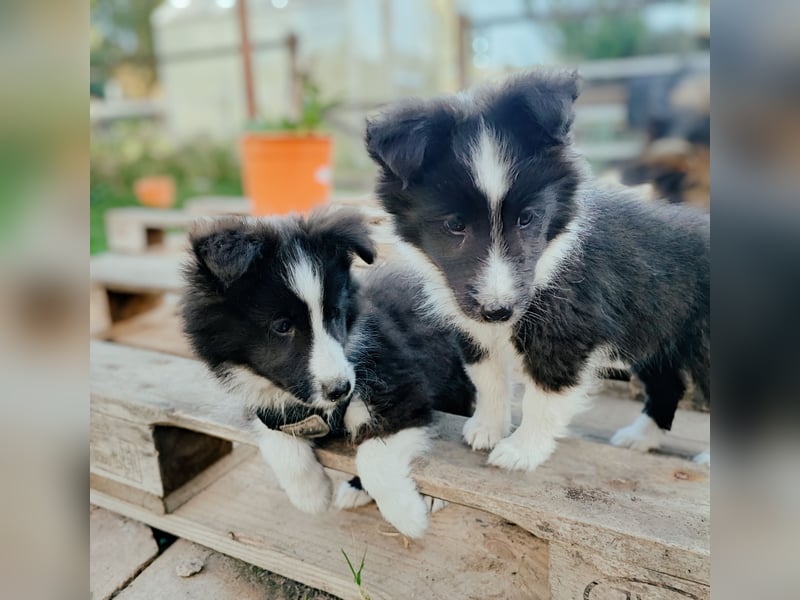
<box><xmin>106</xmin><ymin>294</ymin><xmax>193</xmax><ymax>357</ymax></box>
<box><xmin>90</xmin><ymin>284</ymin><xmax>112</xmax><ymax>337</ymax></box>
<box><xmin>549</xmin><ymin>541</ymin><xmax>709</xmax><ymax>600</ymax></box>
<box><xmin>90</xmin><ymin>505</ymin><xmax>159</xmax><ymax>600</ymax></box>
<box><xmin>114</xmin><ymin>538</ymin><xmax>336</xmax><ymax>600</ymax></box>
<box><xmin>91</xmin><ymin>380</ymin><xmax>236</xmax><ymax>511</ymax></box>
<box><xmin>91</xmin><ymin>341</ymin><xmax>709</xmax><ymax>584</ymax></box>
<box><xmin>105</xmin><ymin>207</ymin><xmax>198</xmax><ymax>254</ymax></box>
<box><xmin>105</xmin><ymin>306</ymin><xmax>709</xmax><ymax>456</ymax></box>
<box><xmin>93</xmin><ymin>457</ymin><xmax>550</xmax><ymax>600</ymax></box>
<box><xmin>91</xmin><ymin>253</ymin><xmax>186</xmax><ymax>295</ymax></box>
<box><xmin>184</xmin><ymin>196</ymin><xmax>251</xmax><ymax>216</ymax></box>
<box><xmin>90</xmin><ymin>410</ymin><xmax>165</xmax><ymax>496</ymax></box>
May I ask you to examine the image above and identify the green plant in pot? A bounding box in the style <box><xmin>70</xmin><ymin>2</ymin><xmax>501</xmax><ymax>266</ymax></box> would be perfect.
<box><xmin>241</xmin><ymin>76</ymin><xmax>338</xmax><ymax>216</ymax></box>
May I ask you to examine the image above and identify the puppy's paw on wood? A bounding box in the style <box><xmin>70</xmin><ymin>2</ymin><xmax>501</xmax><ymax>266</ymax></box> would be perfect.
<box><xmin>334</xmin><ymin>480</ymin><xmax>373</xmax><ymax>510</ymax></box>
<box><xmin>611</xmin><ymin>414</ymin><xmax>664</xmax><ymax>452</ymax></box>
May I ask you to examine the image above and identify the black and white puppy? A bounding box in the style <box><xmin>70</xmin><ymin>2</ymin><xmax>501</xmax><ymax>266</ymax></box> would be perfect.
<box><xmin>181</xmin><ymin>209</ymin><xmax>474</xmax><ymax>536</ymax></box>
<box><xmin>365</xmin><ymin>70</ymin><xmax>710</xmax><ymax>470</ymax></box>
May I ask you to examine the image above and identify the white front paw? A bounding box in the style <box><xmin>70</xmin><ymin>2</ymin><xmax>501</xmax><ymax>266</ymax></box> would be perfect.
<box><xmin>462</xmin><ymin>414</ymin><xmax>508</xmax><ymax>451</ymax></box>
<box><xmin>487</xmin><ymin>433</ymin><xmax>556</xmax><ymax>471</ymax></box>
<box><xmin>334</xmin><ymin>480</ymin><xmax>373</xmax><ymax>509</ymax></box>
<box><xmin>283</xmin><ymin>471</ymin><xmax>333</xmax><ymax>515</ymax></box>
<box><xmin>376</xmin><ymin>491</ymin><xmax>429</xmax><ymax>538</ymax></box>
<box><xmin>611</xmin><ymin>414</ymin><xmax>663</xmax><ymax>452</ymax></box>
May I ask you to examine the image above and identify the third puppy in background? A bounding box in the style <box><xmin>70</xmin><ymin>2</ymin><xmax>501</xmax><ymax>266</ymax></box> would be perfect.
<box><xmin>365</xmin><ymin>70</ymin><xmax>710</xmax><ymax>471</ymax></box>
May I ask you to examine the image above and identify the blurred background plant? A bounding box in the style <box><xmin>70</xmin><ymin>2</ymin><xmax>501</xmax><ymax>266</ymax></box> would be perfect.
<box><xmin>90</xmin><ymin>122</ymin><xmax>242</xmax><ymax>253</ymax></box>
<box><xmin>89</xmin><ymin>0</ymin><xmax>711</xmax><ymax>253</ymax></box>
<box><xmin>245</xmin><ymin>75</ymin><xmax>339</xmax><ymax>134</ymax></box>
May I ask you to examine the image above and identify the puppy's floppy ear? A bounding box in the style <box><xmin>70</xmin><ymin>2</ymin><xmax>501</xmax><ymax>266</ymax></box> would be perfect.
<box><xmin>365</xmin><ymin>102</ymin><xmax>454</xmax><ymax>188</ymax></box>
<box><xmin>486</xmin><ymin>69</ymin><xmax>581</xmax><ymax>148</ymax></box>
<box><xmin>189</xmin><ymin>220</ymin><xmax>262</xmax><ymax>288</ymax></box>
<box><xmin>308</xmin><ymin>209</ymin><xmax>376</xmax><ymax>265</ymax></box>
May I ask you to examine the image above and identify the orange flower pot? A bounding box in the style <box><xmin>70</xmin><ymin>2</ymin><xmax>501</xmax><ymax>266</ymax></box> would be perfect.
<box><xmin>133</xmin><ymin>175</ymin><xmax>176</xmax><ymax>209</ymax></box>
<box><xmin>240</xmin><ymin>133</ymin><xmax>333</xmax><ymax>216</ymax></box>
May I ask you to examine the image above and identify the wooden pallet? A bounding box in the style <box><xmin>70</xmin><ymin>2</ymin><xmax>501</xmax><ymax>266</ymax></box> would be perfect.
<box><xmin>107</xmin><ymin>195</ymin><xmax>388</xmax><ymax>257</ymax></box>
<box><xmin>182</xmin><ymin>194</ymin><xmax>381</xmax><ymax>218</ymax></box>
<box><xmin>92</xmin><ymin>205</ymin><xmax>396</xmax><ymax>338</ymax></box>
<box><xmin>90</xmin><ymin>253</ymin><xmax>185</xmax><ymax>337</ymax></box>
<box><xmin>105</xmin><ymin>207</ymin><xmax>197</xmax><ymax>254</ymax></box>
<box><xmin>183</xmin><ymin>196</ymin><xmax>252</xmax><ymax>216</ymax></box>
<box><xmin>104</xmin><ymin>294</ymin><xmax>709</xmax><ymax>459</ymax></box>
<box><xmin>91</xmin><ymin>340</ymin><xmax>709</xmax><ymax>600</ymax></box>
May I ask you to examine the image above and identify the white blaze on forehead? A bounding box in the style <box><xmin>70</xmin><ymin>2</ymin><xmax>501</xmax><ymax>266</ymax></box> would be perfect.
<box><xmin>476</xmin><ymin>246</ymin><xmax>518</xmax><ymax>308</ymax></box>
<box><xmin>468</xmin><ymin>125</ymin><xmax>513</xmax><ymax>210</ymax></box>
<box><xmin>287</xmin><ymin>254</ymin><xmax>354</xmax><ymax>402</ymax></box>
<box><xmin>287</xmin><ymin>255</ymin><xmax>322</xmax><ymax>313</ymax></box>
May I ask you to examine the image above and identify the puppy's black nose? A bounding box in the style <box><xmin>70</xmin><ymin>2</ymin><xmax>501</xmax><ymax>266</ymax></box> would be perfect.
<box><xmin>324</xmin><ymin>380</ymin><xmax>352</xmax><ymax>401</ymax></box>
<box><xmin>480</xmin><ymin>304</ymin><xmax>513</xmax><ymax>322</ymax></box>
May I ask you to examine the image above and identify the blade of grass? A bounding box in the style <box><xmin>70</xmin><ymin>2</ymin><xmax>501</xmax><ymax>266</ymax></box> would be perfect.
<box><xmin>341</xmin><ymin>548</ymin><xmax>360</xmax><ymax>586</ymax></box>
<box><xmin>357</xmin><ymin>548</ymin><xmax>367</xmax><ymax>582</ymax></box>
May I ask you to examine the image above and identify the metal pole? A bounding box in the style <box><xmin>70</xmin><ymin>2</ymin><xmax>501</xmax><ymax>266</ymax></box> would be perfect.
<box><xmin>237</xmin><ymin>0</ymin><xmax>257</xmax><ymax>119</ymax></box>
<box><xmin>287</xmin><ymin>33</ymin><xmax>300</xmax><ymax>121</ymax></box>
<box><xmin>457</xmin><ymin>14</ymin><xmax>470</xmax><ymax>90</ymax></box>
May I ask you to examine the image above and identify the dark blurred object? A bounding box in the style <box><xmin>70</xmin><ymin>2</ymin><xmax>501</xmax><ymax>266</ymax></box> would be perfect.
<box><xmin>713</xmin><ymin>2</ymin><xmax>800</xmax><ymax>598</ymax></box>
<box><xmin>623</xmin><ymin>71</ymin><xmax>710</xmax><ymax>209</ymax></box>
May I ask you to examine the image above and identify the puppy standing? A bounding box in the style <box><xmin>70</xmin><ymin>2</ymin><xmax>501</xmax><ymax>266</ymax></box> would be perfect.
<box><xmin>181</xmin><ymin>211</ymin><xmax>474</xmax><ymax>536</ymax></box>
<box><xmin>366</xmin><ymin>71</ymin><xmax>710</xmax><ymax>471</ymax></box>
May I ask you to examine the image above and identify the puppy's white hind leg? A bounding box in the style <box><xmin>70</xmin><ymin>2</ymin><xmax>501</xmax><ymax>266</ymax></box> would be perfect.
<box><xmin>463</xmin><ymin>357</ymin><xmax>512</xmax><ymax>451</ymax></box>
<box><xmin>257</xmin><ymin>424</ymin><xmax>332</xmax><ymax>514</ymax></box>
<box><xmin>489</xmin><ymin>380</ymin><xmax>590</xmax><ymax>471</ymax></box>
<box><xmin>355</xmin><ymin>427</ymin><xmax>431</xmax><ymax>538</ymax></box>
<box><xmin>611</xmin><ymin>413</ymin><xmax>665</xmax><ymax>452</ymax></box>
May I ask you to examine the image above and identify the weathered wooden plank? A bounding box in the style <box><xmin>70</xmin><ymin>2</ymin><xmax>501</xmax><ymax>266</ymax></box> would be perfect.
<box><xmin>90</xmin><ymin>394</ymin><xmax>233</xmax><ymax>512</ymax></box>
<box><xmin>114</xmin><ymin>538</ymin><xmax>337</xmax><ymax>600</ymax></box>
<box><xmin>106</xmin><ymin>294</ymin><xmax>193</xmax><ymax>356</ymax></box>
<box><xmin>91</xmin><ymin>253</ymin><xmax>185</xmax><ymax>295</ymax></box>
<box><xmin>90</xmin><ymin>341</ymin><xmax>709</xmax><ymax>584</ymax></box>
<box><xmin>90</xmin><ymin>411</ymin><xmax>165</xmax><ymax>496</ymax></box>
<box><xmin>90</xmin><ymin>505</ymin><xmax>159</xmax><ymax>600</ymax></box>
<box><xmin>184</xmin><ymin>196</ymin><xmax>251</xmax><ymax>216</ymax></box>
<box><xmin>163</xmin><ymin>445</ymin><xmax>256</xmax><ymax>513</ymax></box>
<box><xmin>90</xmin><ymin>284</ymin><xmax>112</xmax><ymax>337</ymax></box>
<box><xmin>549</xmin><ymin>541</ymin><xmax>709</xmax><ymax>600</ymax></box>
<box><xmin>105</xmin><ymin>305</ymin><xmax>709</xmax><ymax>456</ymax></box>
<box><xmin>105</xmin><ymin>207</ymin><xmax>198</xmax><ymax>254</ymax></box>
<box><xmin>93</xmin><ymin>457</ymin><xmax>550</xmax><ymax>600</ymax></box>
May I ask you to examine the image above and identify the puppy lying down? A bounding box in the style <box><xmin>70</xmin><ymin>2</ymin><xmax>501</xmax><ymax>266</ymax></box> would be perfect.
<box><xmin>181</xmin><ymin>209</ymin><xmax>474</xmax><ymax>537</ymax></box>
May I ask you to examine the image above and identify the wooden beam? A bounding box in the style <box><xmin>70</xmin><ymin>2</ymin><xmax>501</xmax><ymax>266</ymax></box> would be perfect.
<box><xmin>93</xmin><ymin>457</ymin><xmax>550</xmax><ymax>600</ymax></box>
<box><xmin>90</xmin><ymin>341</ymin><xmax>709</xmax><ymax>586</ymax></box>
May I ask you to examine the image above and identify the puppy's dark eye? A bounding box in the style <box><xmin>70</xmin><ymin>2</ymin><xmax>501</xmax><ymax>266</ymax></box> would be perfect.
<box><xmin>517</xmin><ymin>208</ymin><xmax>538</xmax><ymax>229</ymax></box>
<box><xmin>443</xmin><ymin>216</ymin><xmax>466</xmax><ymax>236</ymax></box>
<box><xmin>271</xmin><ymin>318</ymin><xmax>293</xmax><ymax>335</ymax></box>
